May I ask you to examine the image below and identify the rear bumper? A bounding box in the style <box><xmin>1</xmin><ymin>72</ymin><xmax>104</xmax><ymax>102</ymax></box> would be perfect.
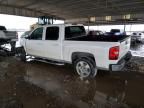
<box><xmin>110</xmin><ymin>51</ymin><xmax>132</xmax><ymax>71</ymax></box>
<box><xmin>11</xmin><ymin>39</ymin><xmax>18</xmax><ymax>42</ymax></box>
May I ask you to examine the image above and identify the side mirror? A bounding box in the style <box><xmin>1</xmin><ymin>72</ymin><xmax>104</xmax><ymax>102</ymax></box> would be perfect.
<box><xmin>25</xmin><ymin>35</ymin><xmax>30</xmax><ymax>39</ymax></box>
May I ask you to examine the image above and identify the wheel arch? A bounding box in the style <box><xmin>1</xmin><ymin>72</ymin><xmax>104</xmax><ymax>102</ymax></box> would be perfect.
<box><xmin>71</xmin><ymin>52</ymin><xmax>96</xmax><ymax>65</ymax></box>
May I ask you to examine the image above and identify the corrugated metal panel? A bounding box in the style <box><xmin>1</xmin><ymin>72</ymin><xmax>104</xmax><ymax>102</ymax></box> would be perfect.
<box><xmin>0</xmin><ymin>0</ymin><xmax>144</xmax><ymax>24</ymax></box>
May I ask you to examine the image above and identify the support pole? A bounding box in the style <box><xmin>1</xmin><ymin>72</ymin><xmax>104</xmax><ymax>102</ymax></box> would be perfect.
<box><xmin>88</xmin><ymin>19</ymin><xmax>90</xmax><ymax>32</ymax></box>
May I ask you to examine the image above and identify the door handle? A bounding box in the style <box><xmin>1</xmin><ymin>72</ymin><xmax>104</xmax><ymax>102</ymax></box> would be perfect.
<box><xmin>37</xmin><ymin>43</ymin><xmax>42</xmax><ymax>45</ymax></box>
<box><xmin>52</xmin><ymin>44</ymin><xmax>58</xmax><ymax>46</ymax></box>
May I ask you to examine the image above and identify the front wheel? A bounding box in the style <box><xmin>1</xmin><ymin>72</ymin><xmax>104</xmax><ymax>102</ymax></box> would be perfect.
<box><xmin>74</xmin><ymin>58</ymin><xmax>97</xmax><ymax>78</ymax></box>
<box><xmin>18</xmin><ymin>47</ymin><xmax>26</xmax><ymax>62</ymax></box>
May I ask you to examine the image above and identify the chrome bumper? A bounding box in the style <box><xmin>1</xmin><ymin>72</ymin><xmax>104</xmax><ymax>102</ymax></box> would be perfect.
<box><xmin>110</xmin><ymin>51</ymin><xmax>132</xmax><ymax>71</ymax></box>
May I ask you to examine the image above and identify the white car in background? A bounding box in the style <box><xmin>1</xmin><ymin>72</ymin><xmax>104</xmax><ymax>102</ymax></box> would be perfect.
<box><xmin>131</xmin><ymin>32</ymin><xmax>144</xmax><ymax>43</ymax></box>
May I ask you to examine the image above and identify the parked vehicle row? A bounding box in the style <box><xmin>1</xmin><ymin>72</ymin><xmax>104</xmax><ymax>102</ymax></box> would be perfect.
<box><xmin>131</xmin><ymin>32</ymin><xmax>144</xmax><ymax>43</ymax></box>
<box><xmin>87</xmin><ymin>29</ymin><xmax>144</xmax><ymax>44</ymax></box>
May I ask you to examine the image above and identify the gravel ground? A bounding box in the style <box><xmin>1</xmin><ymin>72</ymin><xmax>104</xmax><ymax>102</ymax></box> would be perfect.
<box><xmin>124</xmin><ymin>56</ymin><xmax>144</xmax><ymax>74</ymax></box>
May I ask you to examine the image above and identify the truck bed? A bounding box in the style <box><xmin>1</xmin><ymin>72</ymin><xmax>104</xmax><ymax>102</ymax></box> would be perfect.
<box><xmin>66</xmin><ymin>34</ymin><xmax>130</xmax><ymax>42</ymax></box>
<box><xmin>0</xmin><ymin>31</ymin><xmax>17</xmax><ymax>39</ymax></box>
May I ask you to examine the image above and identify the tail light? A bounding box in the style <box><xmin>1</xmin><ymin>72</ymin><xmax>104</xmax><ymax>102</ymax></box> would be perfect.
<box><xmin>109</xmin><ymin>46</ymin><xmax>119</xmax><ymax>60</ymax></box>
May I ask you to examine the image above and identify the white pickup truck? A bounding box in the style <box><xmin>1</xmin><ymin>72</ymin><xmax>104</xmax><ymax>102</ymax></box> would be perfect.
<box><xmin>20</xmin><ymin>24</ymin><xmax>132</xmax><ymax>78</ymax></box>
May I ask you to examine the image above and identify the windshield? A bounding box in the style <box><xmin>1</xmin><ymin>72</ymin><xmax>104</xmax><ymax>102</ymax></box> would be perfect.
<box><xmin>21</xmin><ymin>31</ymin><xmax>31</xmax><ymax>38</ymax></box>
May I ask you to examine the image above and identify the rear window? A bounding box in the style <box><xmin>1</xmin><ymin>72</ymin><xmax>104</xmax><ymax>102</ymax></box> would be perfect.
<box><xmin>65</xmin><ymin>26</ymin><xmax>86</xmax><ymax>39</ymax></box>
<box><xmin>132</xmin><ymin>33</ymin><xmax>137</xmax><ymax>35</ymax></box>
<box><xmin>0</xmin><ymin>26</ymin><xmax>6</xmax><ymax>31</ymax></box>
<box><xmin>110</xmin><ymin>29</ymin><xmax>120</xmax><ymax>33</ymax></box>
<box><xmin>139</xmin><ymin>33</ymin><xmax>142</xmax><ymax>35</ymax></box>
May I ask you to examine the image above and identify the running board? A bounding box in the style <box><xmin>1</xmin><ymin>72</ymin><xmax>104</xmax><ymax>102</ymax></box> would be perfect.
<box><xmin>31</xmin><ymin>58</ymin><xmax>65</xmax><ymax>66</ymax></box>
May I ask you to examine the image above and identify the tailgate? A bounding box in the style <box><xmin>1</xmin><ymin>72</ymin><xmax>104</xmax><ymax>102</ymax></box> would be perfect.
<box><xmin>119</xmin><ymin>36</ymin><xmax>131</xmax><ymax>60</ymax></box>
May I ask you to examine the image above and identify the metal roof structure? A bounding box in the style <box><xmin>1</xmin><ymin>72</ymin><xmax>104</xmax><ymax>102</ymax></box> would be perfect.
<box><xmin>0</xmin><ymin>0</ymin><xmax>144</xmax><ymax>24</ymax></box>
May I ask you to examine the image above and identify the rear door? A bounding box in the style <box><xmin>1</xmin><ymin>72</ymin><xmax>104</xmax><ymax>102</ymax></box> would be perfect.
<box><xmin>25</xmin><ymin>27</ymin><xmax>45</xmax><ymax>57</ymax></box>
<box><xmin>43</xmin><ymin>26</ymin><xmax>62</xmax><ymax>60</ymax></box>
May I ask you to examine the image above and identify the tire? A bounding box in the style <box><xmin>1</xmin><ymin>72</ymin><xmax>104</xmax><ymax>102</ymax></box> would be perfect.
<box><xmin>10</xmin><ymin>41</ymin><xmax>16</xmax><ymax>53</ymax></box>
<box><xmin>73</xmin><ymin>57</ymin><xmax>97</xmax><ymax>78</ymax></box>
<box><xmin>19</xmin><ymin>47</ymin><xmax>26</xmax><ymax>62</ymax></box>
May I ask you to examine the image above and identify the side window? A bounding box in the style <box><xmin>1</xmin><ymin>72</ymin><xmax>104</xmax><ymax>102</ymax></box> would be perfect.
<box><xmin>30</xmin><ymin>27</ymin><xmax>43</xmax><ymax>40</ymax></box>
<box><xmin>46</xmin><ymin>27</ymin><xmax>59</xmax><ymax>40</ymax></box>
<box><xmin>65</xmin><ymin>26</ymin><xmax>86</xmax><ymax>39</ymax></box>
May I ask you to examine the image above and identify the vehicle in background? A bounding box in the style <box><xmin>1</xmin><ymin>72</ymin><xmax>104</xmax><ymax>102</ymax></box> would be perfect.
<box><xmin>20</xmin><ymin>31</ymin><xmax>31</xmax><ymax>46</ymax></box>
<box><xmin>131</xmin><ymin>32</ymin><xmax>144</xmax><ymax>43</ymax></box>
<box><xmin>0</xmin><ymin>25</ymin><xmax>18</xmax><ymax>52</ymax></box>
<box><xmin>19</xmin><ymin>24</ymin><xmax>131</xmax><ymax>78</ymax></box>
<box><xmin>106</xmin><ymin>29</ymin><xmax>126</xmax><ymax>35</ymax></box>
<box><xmin>87</xmin><ymin>30</ymin><xmax>106</xmax><ymax>39</ymax></box>
<box><xmin>88</xmin><ymin>30</ymin><xmax>104</xmax><ymax>36</ymax></box>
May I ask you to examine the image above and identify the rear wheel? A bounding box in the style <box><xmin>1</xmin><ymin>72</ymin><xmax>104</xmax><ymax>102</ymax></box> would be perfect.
<box><xmin>74</xmin><ymin>58</ymin><xmax>97</xmax><ymax>78</ymax></box>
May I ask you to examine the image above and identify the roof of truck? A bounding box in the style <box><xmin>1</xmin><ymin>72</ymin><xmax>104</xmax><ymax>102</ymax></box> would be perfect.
<box><xmin>42</xmin><ymin>24</ymin><xmax>84</xmax><ymax>27</ymax></box>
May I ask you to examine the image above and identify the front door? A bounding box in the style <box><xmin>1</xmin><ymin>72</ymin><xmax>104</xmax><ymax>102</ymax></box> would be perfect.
<box><xmin>25</xmin><ymin>27</ymin><xmax>45</xmax><ymax>57</ymax></box>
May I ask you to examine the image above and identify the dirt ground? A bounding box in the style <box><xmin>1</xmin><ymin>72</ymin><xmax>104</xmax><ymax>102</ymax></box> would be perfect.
<box><xmin>0</xmin><ymin>55</ymin><xmax>143</xmax><ymax>108</ymax></box>
<box><xmin>0</xmin><ymin>43</ymin><xmax>144</xmax><ymax>108</ymax></box>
